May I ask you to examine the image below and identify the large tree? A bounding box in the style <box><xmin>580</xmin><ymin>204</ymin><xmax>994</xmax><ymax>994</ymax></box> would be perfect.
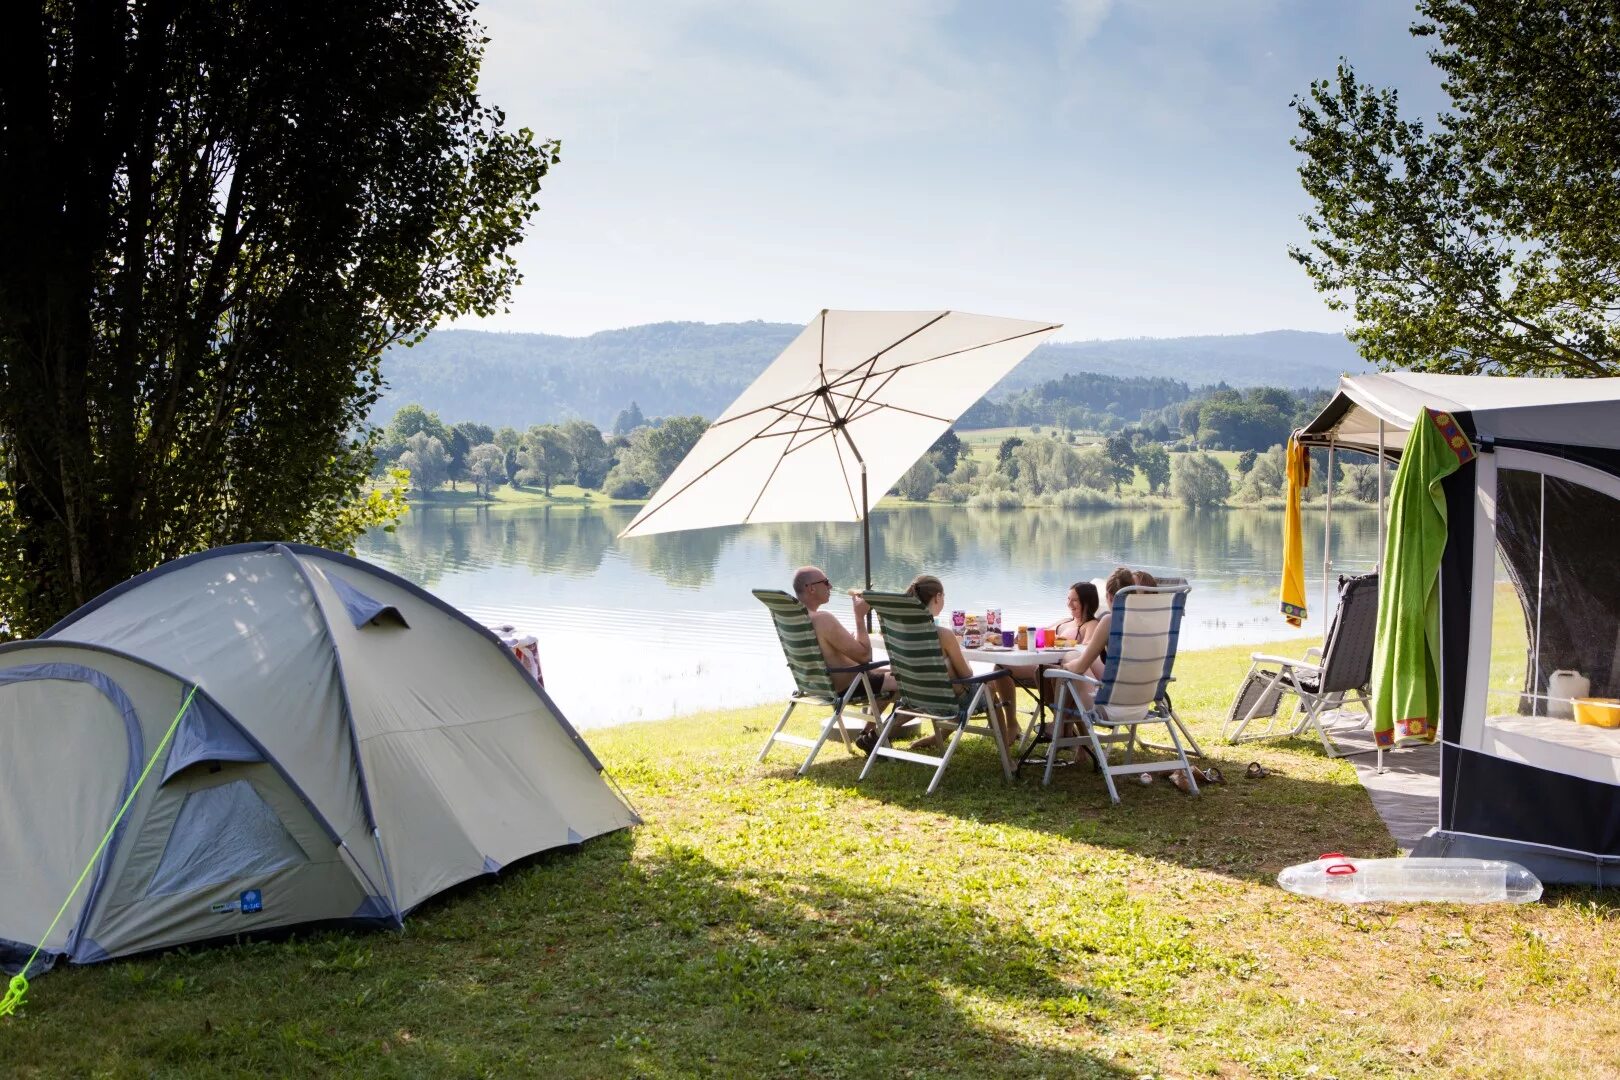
<box><xmin>0</xmin><ymin>1</ymin><xmax>552</xmax><ymax>636</ymax></box>
<box><xmin>1293</xmin><ymin>1</ymin><xmax>1620</xmax><ymax>375</ymax></box>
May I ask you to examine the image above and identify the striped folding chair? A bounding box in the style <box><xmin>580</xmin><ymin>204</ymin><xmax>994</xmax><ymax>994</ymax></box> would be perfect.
<box><xmin>1042</xmin><ymin>584</ymin><xmax>1195</xmax><ymax>801</ymax></box>
<box><xmin>753</xmin><ymin>589</ymin><xmax>889</xmax><ymax>774</ymax></box>
<box><xmin>857</xmin><ymin>591</ymin><xmax>1013</xmax><ymax>795</ymax></box>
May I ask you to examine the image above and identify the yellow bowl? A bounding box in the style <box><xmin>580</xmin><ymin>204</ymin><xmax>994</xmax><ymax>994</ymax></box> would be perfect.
<box><xmin>1573</xmin><ymin>697</ymin><xmax>1620</xmax><ymax>728</ymax></box>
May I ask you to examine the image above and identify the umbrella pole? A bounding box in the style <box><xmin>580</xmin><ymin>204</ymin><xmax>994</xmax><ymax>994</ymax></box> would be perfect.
<box><xmin>861</xmin><ymin>467</ymin><xmax>872</xmax><ymax>592</ymax></box>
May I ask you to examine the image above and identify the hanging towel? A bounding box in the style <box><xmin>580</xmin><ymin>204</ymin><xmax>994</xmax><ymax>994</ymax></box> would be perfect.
<box><xmin>1279</xmin><ymin>434</ymin><xmax>1310</xmax><ymax>627</ymax></box>
<box><xmin>1371</xmin><ymin>408</ymin><xmax>1474</xmax><ymax>746</ymax></box>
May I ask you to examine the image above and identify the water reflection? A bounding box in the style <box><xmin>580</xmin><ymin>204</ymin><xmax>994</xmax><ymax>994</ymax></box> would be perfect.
<box><xmin>356</xmin><ymin>503</ymin><xmax>1381</xmax><ymax>728</ymax></box>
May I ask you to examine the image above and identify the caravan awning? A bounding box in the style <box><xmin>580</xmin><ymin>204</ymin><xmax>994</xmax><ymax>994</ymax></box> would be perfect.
<box><xmin>1299</xmin><ymin>372</ymin><xmax>1620</xmax><ymax>458</ymax></box>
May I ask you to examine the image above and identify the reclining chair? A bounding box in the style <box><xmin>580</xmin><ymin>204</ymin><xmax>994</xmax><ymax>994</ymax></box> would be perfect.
<box><xmin>1222</xmin><ymin>572</ymin><xmax>1378</xmax><ymax>757</ymax></box>
<box><xmin>857</xmin><ymin>591</ymin><xmax>1014</xmax><ymax>795</ymax></box>
<box><xmin>753</xmin><ymin>589</ymin><xmax>889</xmax><ymax>774</ymax></box>
<box><xmin>1041</xmin><ymin>584</ymin><xmax>1197</xmax><ymax>801</ymax></box>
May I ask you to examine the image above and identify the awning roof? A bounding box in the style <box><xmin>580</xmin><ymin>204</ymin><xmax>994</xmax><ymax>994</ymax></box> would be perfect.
<box><xmin>1299</xmin><ymin>372</ymin><xmax>1620</xmax><ymax>457</ymax></box>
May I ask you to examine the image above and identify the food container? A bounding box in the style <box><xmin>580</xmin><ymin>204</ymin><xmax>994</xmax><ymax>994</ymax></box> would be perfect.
<box><xmin>951</xmin><ymin>610</ymin><xmax>966</xmax><ymax>637</ymax></box>
<box><xmin>986</xmin><ymin>608</ymin><xmax>1002</xmax><ymax>634</ymax></box>
<box><xmin>962</xmin><ymin>615</ymin><xmax>983</xmax><ymax>648</ymax></box>
<box><xmin>1573</xmin><ymin>697</ymin><xmax>1620</xmax><ymax>728</ymax></box>
<box><xmin>1547</xmin><ymin>670</ymin><xmax>1589</xmax><ymax>718</ymax></box>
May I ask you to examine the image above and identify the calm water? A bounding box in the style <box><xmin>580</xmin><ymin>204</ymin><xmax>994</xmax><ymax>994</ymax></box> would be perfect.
<box><xmin>354</xmin><ymin>503</ymin><xmax>1382</xmax><ymax>729</ymax></box>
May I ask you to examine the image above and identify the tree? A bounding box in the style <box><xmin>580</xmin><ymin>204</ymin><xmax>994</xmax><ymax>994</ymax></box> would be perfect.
<box><xmin>0</xmin><ymin>2</ymin><xmax>552</xmax><ymax>636</ymax></box>
<box><xmin>518</xmin><ymin>425</ymin><xmax>575</xmax><ymax>495</ymax></box>
<box><xmin>560</xmin><ymin>419</ymin><xmax>612</xmax><ymax>489</ymax></box>
<box><xmin>1137</xmin><ymin>443</ymin><xmax>1171</xmax><ymax>495</ymax></box>
<box><xmin>444</xmin><ymin>426</ymin><xmax>471</xmax><ymax>490</ymax></box>
<box><xmin>997</xmin><ymin>436</ymin><xmax>1024</xmax><ymax>479</ymax></box>
<box><xmin>895</xmin><ymin>458</ymin><xmax>942</xmax><ymax>501</ymax></box>
<box><xmin>613</xmin><ymin>401</ymin><xmax>646</xmax><ymax>435</ymax></box>
<box><xmin>465</xmin><ymin>443</ymin><xmax>507</xmax><ymax>497</ymax></box>
<box><xmin>1172</xmin><ymin>452</ymin><xmax>1231</xmax><ymax>510</ymax></box>
<box><xmin>388</xmin><ymin>404</ymin><xmax>449</xmax><ymax>447</ymax></box>
<box><xmin>398</xmin><ymin>432</ymin><xmax>450</xmax><ymax>495</ymax></box>
<box><xmin>927</xmin><ymin>428</ymin><xmax>963</xmax><ymax>476</ymax></box>
<box><xmin>1292</xmin><ymin>1</ymin><xmax>1620</xmax><ymax>377</ymax></box>
<box><xmin>1238</xmin><ymin>449</ymin><xmax>1259</xmax><ymax>475</ymax></box>
<box><xmin>602</xmin><ymin>414</ymin><xmax>709</xmax><ymax>496</ymax></box>
<box><xmin>1103</xmin><ymin>432</ymin><xmax>1137</xmax><ymax>495</ymax></box>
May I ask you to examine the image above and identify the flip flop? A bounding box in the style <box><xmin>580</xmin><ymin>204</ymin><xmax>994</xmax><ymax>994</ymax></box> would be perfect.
<box><xmin>1246</xmin><ymin>761</ymin><xmax>1269</xmax><ymax>780</ymax></box>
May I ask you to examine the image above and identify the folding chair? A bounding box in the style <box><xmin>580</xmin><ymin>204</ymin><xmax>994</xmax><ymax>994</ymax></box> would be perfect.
<box><xmin>1222</xmin><ymin>572</ymin><xmax>1378</xmax><ymax>757</ymax></box>
<box><xmin>1042</xmin><ymin>584</ymin><xmax>1196</xmax><ymax>801</ymax></box>
<box><xmin>1018</xmin><ymin>576</ymin><xmax>1201</xmax><ymax>774</ymax></box>
<box><xmin>753</xmin><ymin>589</ymin><xmax>889</xmax><ymax>775</ymax></box>
<box><xmin>857</xmin><ymin>591</ymin><xmax>1014</xmax><ymax>795</ymax></box>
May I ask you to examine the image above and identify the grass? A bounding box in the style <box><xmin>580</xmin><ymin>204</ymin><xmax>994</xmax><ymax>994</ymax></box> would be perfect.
<box><xmin>406</xmin><ymin>483</ymin><xmax>641</xmax><ymax>508</ymax></box>
<box><xmin>8</xmin><ymin>637</ymin><xmax>1618</xmax><ymax>1077</ymax></box>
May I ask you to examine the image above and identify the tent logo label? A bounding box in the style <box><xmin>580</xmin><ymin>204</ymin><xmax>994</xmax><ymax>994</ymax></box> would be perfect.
<box><xmin>209</xmin><ymin>890</ymin><xmax>263</xmax><ymax>915</ymax></box>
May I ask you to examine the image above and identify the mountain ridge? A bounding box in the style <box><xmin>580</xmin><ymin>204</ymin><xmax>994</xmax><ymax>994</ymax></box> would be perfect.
<box><xmin>376</xmin><ymin>322</ymin><xmax>1371</xmax><ymax>429</ymax></box>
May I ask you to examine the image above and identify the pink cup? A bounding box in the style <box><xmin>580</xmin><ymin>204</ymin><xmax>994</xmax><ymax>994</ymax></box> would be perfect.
<box><xmin>1033</xmin><ymin>628</ymin><xmax>1048</xmax><ymax>649</ymax></box>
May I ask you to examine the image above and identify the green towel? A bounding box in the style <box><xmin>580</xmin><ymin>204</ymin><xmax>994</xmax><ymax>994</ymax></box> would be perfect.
<box><xmin>1371</xmin><ymin>408</ymin><xmax>1474</xmax><ymax>746</ymax></box>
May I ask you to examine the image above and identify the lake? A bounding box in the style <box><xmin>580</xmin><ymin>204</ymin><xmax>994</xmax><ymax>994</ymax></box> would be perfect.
<box><xmin>354</xmin><ymin>503</ymin><xmax>1382</xmax><ymax>729</ymax></box>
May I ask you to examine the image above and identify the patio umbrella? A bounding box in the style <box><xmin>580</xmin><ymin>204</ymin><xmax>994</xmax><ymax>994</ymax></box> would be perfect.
<box><xmin>617</xmin><ymin>309</ymin><xmax>1061</xmax><ymax>587</ymax></box>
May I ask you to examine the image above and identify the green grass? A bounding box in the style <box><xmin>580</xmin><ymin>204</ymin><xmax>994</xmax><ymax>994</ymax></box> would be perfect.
<box><xmin>407</xmin><ymin>482</ymin><xmax>642</xmax><ymax>508</ymax></box>
<box><xmin>7</xmin><ymin>637</ymin><xmax>1619</xmax><ymax>1077</ymax></box>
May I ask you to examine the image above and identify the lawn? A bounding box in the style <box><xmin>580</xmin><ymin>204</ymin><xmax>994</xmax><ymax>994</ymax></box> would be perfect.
<box><xmin>3</xmin><ymin>636</ymin><xmax>1616</xmax><ymax>1078</ymax></box>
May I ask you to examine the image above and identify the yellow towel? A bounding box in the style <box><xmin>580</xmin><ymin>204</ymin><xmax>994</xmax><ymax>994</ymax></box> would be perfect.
<box><xmin>1279</xmin><ymin>435</ymin><xmax>1309</xmax><ymax>627</ymax></box>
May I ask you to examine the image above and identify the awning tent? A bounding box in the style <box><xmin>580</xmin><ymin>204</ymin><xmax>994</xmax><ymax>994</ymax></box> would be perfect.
<box><xmin>0</xmin><ymin>543</ymin><xmax>637</xmax><ymax>973</ymax></box>
<box><xmin>1300</xmin><ymin>372</ymin><xmax>1620</xmax><ymax>884</ymax></box>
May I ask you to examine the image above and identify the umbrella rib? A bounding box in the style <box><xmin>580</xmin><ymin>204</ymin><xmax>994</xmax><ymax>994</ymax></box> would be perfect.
<box><xmin>621</xmin><ymin>416</ymin><xmax>786</xmax><ymax>534</ymax></box>
<box><xmin>827</xmin><ymin>412</ymin><xmax>863</xmax><ymax>518</ymax></box>
<box><xmin>830</xmin><ymin>323</ymin><xmax>1063</xmax><ymax>385</ymax></box>
<box><xmin>741</xmin><ymin>385</ymin><xmax>825</xmax><ymax>523</ymax></box>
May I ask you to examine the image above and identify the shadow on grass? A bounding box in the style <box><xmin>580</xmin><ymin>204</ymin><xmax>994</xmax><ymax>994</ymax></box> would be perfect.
<box><xmin>777</xmin><ymin>731</ymin><xmax>1397</xmax><ymax>885</ymax></box>
<box><xmin>6</xmin><ymin>832</ymin><xmax>1143</xmax><ymax>1080</ymax></box>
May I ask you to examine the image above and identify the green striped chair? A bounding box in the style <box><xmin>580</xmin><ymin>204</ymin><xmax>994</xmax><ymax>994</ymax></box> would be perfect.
<box><xmin>753</xmin><ymin>589</ymin><xmax>889</xmax><ymax>774</ymax></box>
<box><xmin>857</xmin><ymin>591</ymin><xmax>1014</xmax><ymax>795</ymax></box>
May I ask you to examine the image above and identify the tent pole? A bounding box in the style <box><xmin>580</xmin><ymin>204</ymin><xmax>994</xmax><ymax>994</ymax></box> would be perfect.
<box><xmin>1377</xmin><ymin>420</ymin><xmax>1386</xmax><ymax>572</ymax></box>
<box><xmin>1322</xmin><ymin>441</ymin><xmax>1336</xmax><ymax>624</ymax></box>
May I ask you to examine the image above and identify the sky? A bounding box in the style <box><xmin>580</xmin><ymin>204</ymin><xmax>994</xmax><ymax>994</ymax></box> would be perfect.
<box><xmin>460</xmin><ymin>1</ymin><xmax>1450</xmax><ymax>343</ymax></box>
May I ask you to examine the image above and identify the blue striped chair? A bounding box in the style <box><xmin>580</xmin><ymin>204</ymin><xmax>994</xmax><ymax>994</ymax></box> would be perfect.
<box><xmin>1042</xmin><ymin>584</ymin><xmax>1195</xmax><ymax>801</ymax></box>
<box><xmin>857</xmin><ymin>591</ymin><xmax>1014</xmax><ymax>795</ymax></box>
<box><xmin>753</xmin><ymin>589</ymin><xmax>889</xmax><ymax>774</ymax></box>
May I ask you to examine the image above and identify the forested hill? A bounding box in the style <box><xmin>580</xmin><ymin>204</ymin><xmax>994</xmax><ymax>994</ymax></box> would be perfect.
<box><xmin>376</xmin><ymin>323</ymin><xmax>1368</xmax><ymax>428</ymax></box>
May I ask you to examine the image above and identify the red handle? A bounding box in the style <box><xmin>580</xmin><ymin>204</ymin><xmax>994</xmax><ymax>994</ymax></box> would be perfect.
<box><xmin>1325</xmin><ymin>862</ymin><xmax>1357</xmax><ymax>875</ymax></box>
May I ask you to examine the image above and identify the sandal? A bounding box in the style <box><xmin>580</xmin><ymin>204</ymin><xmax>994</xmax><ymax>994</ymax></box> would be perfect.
<box><xmin>1246</xmin><ymin>761</ymin><xmax>1269</xmax><ymax>780</ymax></box>
<box><xmin>854</xmin><ymin>728</ymin><xmax>879</xmax><ymax>757</ymax></box>
<box><xmin>1195</xmin><ymin>765</ymin><xmax>1225</xmax><ymax>785</ymax></box>
<box><xmin>1169</xmin><ymin>769</ymin><xmax>1192</xmax><ymax>793</ymax></box>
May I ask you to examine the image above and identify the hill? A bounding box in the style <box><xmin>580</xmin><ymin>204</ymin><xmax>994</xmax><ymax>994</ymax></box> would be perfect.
<box><xmin>375</xmin><ymin>322</ymin><xmax>1369</xmax><ymax>428</ymax></box>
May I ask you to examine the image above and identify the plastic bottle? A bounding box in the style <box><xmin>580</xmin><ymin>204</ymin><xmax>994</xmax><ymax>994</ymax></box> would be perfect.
<box><xmin>1277</xmin><ymin>853</ymin><xmax>1542</xmax><ymax>904</ymax></box>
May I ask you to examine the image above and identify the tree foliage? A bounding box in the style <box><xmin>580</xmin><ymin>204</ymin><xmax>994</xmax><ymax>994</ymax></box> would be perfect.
<box><xmin>518</xmin><ymin>425</ymin><xmax>575</xmax><ymax>495</ymax></box>
<box><xmin>1172</xmin><ymin>453</ymin><xmax>1232</xmax><ymax>510</ymax></box>
<box><xmin>1292</xmin><ymin>0</ymin><xmax>1620</xmax><ymax>375</ymax></box>
<box><xmin>0</xmin><ymin>0</ymin><xmax>551</xmax><ymax>635</ymax></box>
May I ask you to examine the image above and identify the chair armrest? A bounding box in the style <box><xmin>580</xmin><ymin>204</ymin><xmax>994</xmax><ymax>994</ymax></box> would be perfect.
<box><xmin>951</xmin><ymin>670</ymin><xmax>1007</xmax><ymax>688</ymax></box>
<box><xmin>1041</xmin><ymin>668</ymin><xmax>1100</xmax><ymax>688</ymax></box>
<box><xmin>1304</xmin><ymin>647</ymin><xmax>1323</xmax><ymax>660</ymax></box>
<box><xmin>829</xmin><ymin>660</ymin><xmax>889</xmax><ymax>674</ymax></box>
<box><xmin>1250</xmin><ymin>653</ymin><xmax>1320</xmax><ymax>671</ymax></box>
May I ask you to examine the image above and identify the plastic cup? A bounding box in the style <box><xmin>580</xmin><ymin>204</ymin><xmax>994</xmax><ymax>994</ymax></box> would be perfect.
<box><xmin>1001</xmin><ymin>630</ymin><xmax>1015</xmax><ymax>647</ymax></box>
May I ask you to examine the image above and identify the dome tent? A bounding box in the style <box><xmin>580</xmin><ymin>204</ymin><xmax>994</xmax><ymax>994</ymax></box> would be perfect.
<box><xmin>0</xmin><ymin>543</ymin><xmax>636</xmax><ymax>971</ymax></box>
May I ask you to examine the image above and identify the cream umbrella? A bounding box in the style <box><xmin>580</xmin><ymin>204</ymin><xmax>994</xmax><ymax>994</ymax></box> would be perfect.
<box><xmin>617</xmin><ymin>309</ymin><xmax>1062</xmax><ymax>586</ymax></box>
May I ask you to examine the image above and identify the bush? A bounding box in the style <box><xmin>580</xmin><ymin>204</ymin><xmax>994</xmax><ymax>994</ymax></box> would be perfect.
<box><xmin>968</xmin><ymin>490</ymin><xmax>1026</xmax><ymax>510</ymax></box>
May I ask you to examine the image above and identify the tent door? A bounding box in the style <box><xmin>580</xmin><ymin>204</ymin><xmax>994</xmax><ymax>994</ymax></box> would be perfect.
<box><xmin>0</xmin><ymin>673</ymin><xmax>137</xmax><ymax>958</ymax></box>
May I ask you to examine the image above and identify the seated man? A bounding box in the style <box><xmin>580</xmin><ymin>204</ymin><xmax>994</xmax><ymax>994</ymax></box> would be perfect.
<box><xmin>793</xmin><ymin>565</ymin><xmax>874</xmax><ymax>692</ymax></box>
